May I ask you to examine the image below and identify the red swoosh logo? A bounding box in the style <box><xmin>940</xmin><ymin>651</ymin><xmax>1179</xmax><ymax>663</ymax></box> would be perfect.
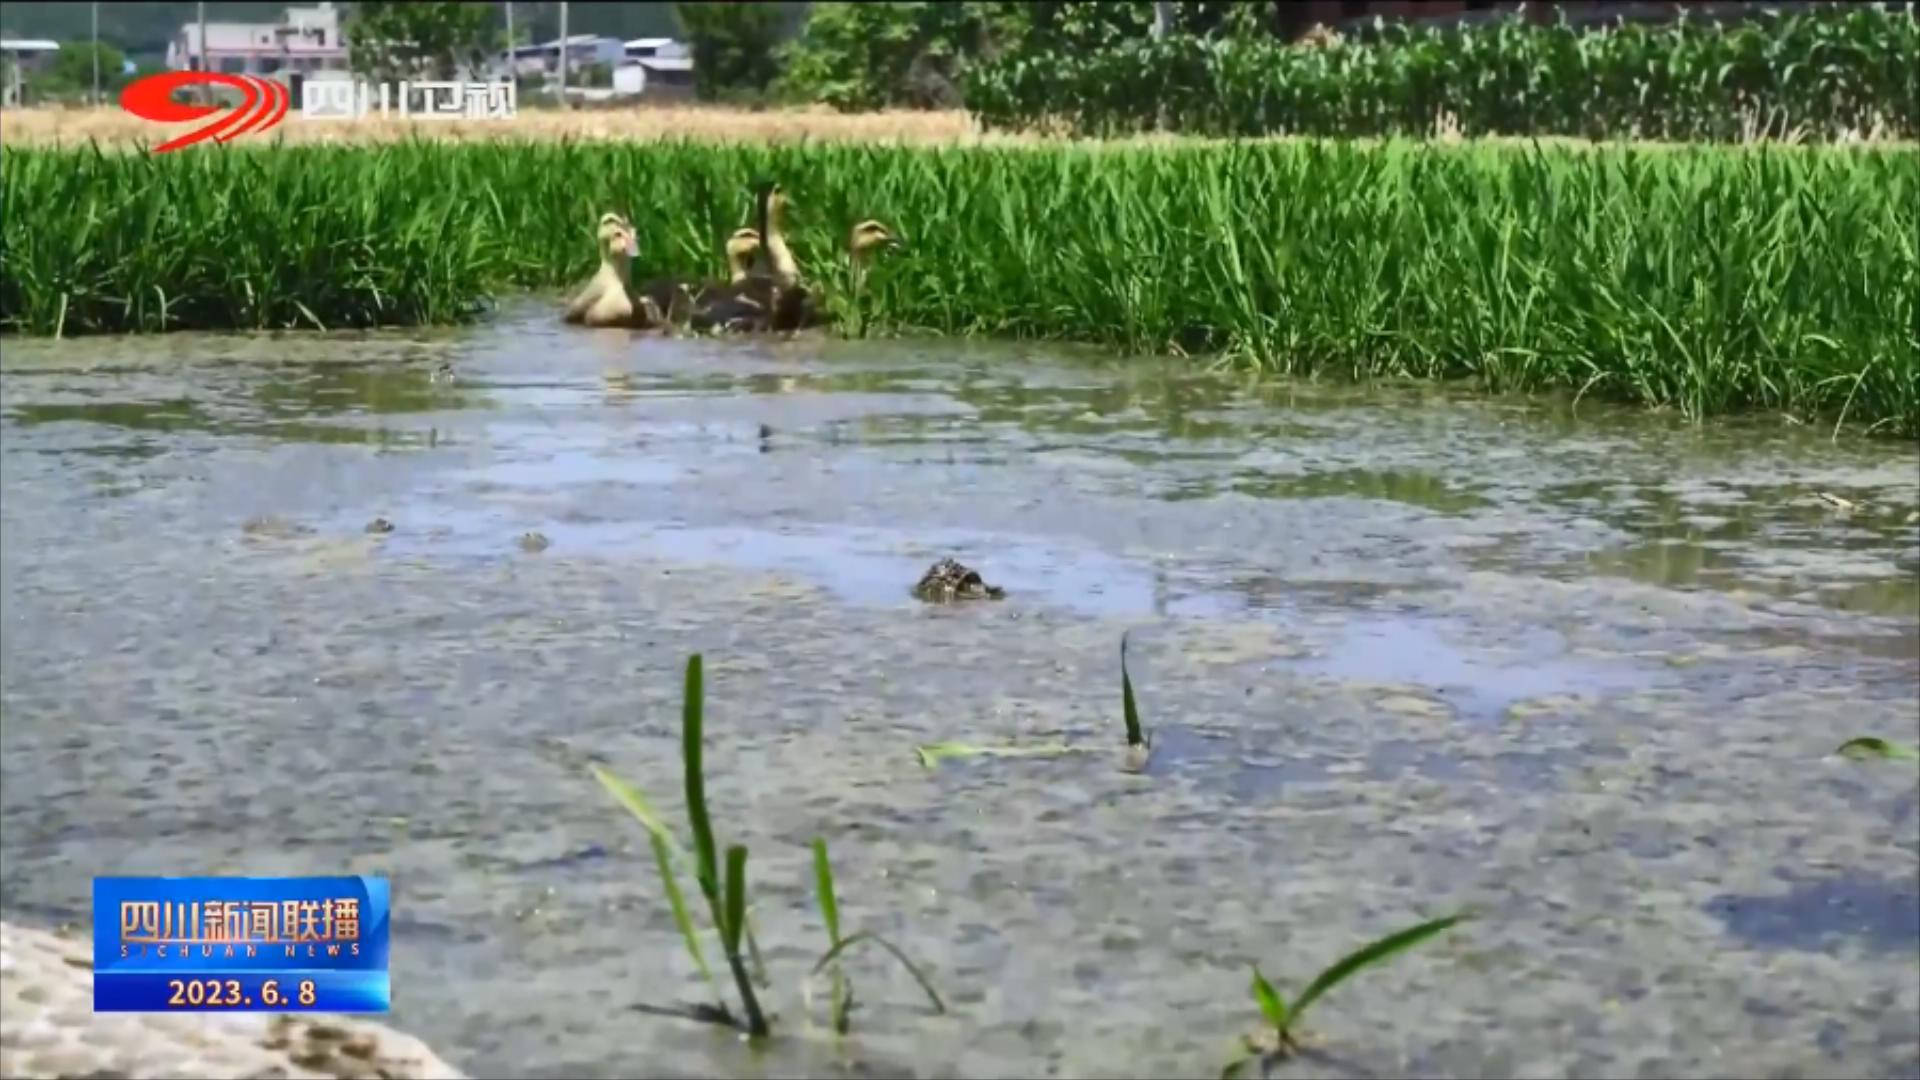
<box><xmin>120</xmin><ymin>72</ymin><xmax>290</xmax><ymax>153</ymax></box>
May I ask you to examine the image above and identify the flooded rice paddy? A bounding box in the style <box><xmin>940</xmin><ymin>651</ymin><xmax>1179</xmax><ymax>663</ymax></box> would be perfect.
<box><xmin>2</xmin><ymin>302</ymin><xmax>1916</xmax><ymax>1079</ymax></box>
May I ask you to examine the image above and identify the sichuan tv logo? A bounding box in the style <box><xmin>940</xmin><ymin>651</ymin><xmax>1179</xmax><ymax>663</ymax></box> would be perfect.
<box><xmin>118</xmin><ymin>71</ymin><xmax>291</xmax><ymax>153</ymax></box>
<box><xmin>119</xmin><ymin>71</ymin><xmax>518</xmax><ymax>154</ymax></box>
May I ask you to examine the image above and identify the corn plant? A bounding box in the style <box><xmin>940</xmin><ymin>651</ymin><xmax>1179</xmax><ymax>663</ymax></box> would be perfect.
<box><xmin>1222</xmin><ymin>912</ymin><xmax>1473</xmax><ymax>1078</ymax></box>
<box><xmin>967</xmin><ymin>3</ymin><xmax>1920</xmax><ymax>143</ymax></box>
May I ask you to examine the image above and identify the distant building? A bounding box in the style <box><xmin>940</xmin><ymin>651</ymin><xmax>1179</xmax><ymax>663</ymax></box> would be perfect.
<box><xmin>616</xmin><ymin>37</ymin><xmax>694</xmax><ymax>100</ymax></box>
<box><xmin>1</xmin><ymin>39</ymin><xmax>60</xmax><ymax>108</ymax></box>
<box><xmin>504</xmin><ymin>34</ymin><xmax>625</xmax><ymax>77</ymax></box>
<box><xmin>166</xmin><ymin>2</ymin><xmax>349</xmax><ymax>79</ymax></box>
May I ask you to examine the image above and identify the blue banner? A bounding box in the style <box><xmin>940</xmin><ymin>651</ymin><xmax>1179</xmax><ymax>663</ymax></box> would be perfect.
<box><xmin>92</xmin><ymin>876</ymin><xmax>390</xmax><ymax>1013</ymax></box>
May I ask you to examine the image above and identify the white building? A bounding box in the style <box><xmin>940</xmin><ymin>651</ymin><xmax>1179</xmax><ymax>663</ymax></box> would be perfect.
<box><xmin>166</xmin><ymin>3</ymin><xmax>349</xmax><ymax>78</ymax></box>
<box><xmin>504</xmin><ymin>34</ymin><xmax>624</xmax><ymax>76</ymax></box>
<box><xmin>1</xmin><ymin>39</ymin><xmax>60</xmax><ymax>109</ymax></box>
<box><xmin>614</xmin><ymin>37</ymin><xmax>694</xmax><ymax>100</ymax></box>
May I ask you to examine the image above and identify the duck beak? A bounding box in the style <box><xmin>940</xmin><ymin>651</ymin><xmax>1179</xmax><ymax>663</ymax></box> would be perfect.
<box><xmin>623</xmin><ymin>235</ymin><xmax>639</xmax><ymax>257</ymax></box>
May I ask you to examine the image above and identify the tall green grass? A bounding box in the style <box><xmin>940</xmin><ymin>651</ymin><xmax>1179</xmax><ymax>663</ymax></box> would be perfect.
<box><xmin>2</xmin><ymin>139</ymin><xmax>1914</xmax><ymax>433</ymax></box>
<box><xmin>968</xmin><ymin>4</ymin><xmax>1920</xmax><ymax>142</ymax></box>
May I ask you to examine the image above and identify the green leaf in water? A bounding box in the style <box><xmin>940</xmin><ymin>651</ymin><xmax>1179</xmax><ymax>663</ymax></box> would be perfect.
<box><xmin>682</xmin><ymin>655</ymin><xmax>720</xmax><ymax>900</ymax></box>
<box><xmin>811</xmin><ymin>929</ymin><xmax>947</xmax><ymax>1016</ymax></box>
<box><xmin>589</xmin><ymin>763</ymin><xmax>690</xmax><ymax>862</ymax></box>
<box><xmin>722</xmin><ymin>844</ymin><xmax>749</xmax><ymax>957</ymax></box>
<box><xmin>1836</xmin><ymin>737</ymin><xmax>1920</xmax><ymax>761</ymax></box>
<box><xmin>812</xmin><ymin>837</ymin><xmax>852</xmax><ymax>1034</ymax></box>
<box><xmin>915</xmin><ymin>741</ymin><xmax>1079</xmax><ymax>768</ymax></box>
<box><xmin>1250</xmin><ymin>965</ymin><xmax>1288</xmax><ymax>1032</ymax></box>
<box><xmin>649</xmin><ymin>830</ymin><xmax>718</xmax><ymax>996</ymax></box>
<box><xmin>813</xmin><ymin>838</ymin><xmax>843</xmax><ymax>945</ymax></box>
<box><xmin>1121</xmin><ymin>631</ymin><xmax>1147</xmax><ymax>749</ymax></box>
<box><xmin>1286</xmin><ymin>911</ymin><xmax>1472</xmax><ymax>1028</ymax></box>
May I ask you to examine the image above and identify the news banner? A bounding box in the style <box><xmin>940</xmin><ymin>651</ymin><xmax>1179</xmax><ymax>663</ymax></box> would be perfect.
<box><xmin>92</xmin><ymin>876</ymin><xmax>390</xmax><ymax>1013</ymax></box>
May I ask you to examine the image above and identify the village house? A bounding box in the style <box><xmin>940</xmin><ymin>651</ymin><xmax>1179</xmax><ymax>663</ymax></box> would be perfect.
<box><xmin>165</xmin><ymin>1</ymin><xmax>350</xmax><ymax>82</ymax></box>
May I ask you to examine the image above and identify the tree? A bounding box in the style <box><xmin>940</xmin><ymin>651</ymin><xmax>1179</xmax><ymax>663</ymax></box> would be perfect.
<box><xmin>674</xmin><ymin>2</ymin><xmax>783</xmax><ymax>102</ymax></box>
<box><xmin>33</xmin><ymin>41</ymin><xmax>130</xmax><ymax>102</ymax></box>
<box><xmin>348</xmin><ymin>1</ymin><xmax>497</xmax><ymax>82</ymax></box>
<box><xmin>774</xmin><ymin>2</ymin><xmax>1031</xmax><ymax>111</ymax></box>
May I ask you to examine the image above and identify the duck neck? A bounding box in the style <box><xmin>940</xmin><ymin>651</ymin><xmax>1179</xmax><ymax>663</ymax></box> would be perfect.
<box><xmin>599</xmin><ymin>251</ymin><xmax>632</xmax><ymax>288</ymax></box>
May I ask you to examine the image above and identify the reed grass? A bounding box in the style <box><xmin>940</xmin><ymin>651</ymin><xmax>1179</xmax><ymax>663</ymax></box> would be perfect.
<box><xmin>3</xmin><ymin>138</ymin><xmax>1912</xmax><ymax>433</ymax></box>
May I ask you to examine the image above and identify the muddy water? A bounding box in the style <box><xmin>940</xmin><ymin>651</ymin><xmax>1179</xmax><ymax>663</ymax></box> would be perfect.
<box><xmin>2</xmin><ymin>303</ymin><xmax>1916</xmax><ymax>1080</ymax></box>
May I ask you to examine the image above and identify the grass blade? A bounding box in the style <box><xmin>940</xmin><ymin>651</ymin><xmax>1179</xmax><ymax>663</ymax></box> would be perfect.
<box><xmin>722</xmin><ymin>844</ymin><xmax>749</xmax><ymax>957</ymax></box>
<box><xmin>682</xmin><ymin>654</ymin><xmax>719</xmax><ymax>896</ymax></box>
<box><xmin>1836</xmin><ymin>737</ymin><xmax>1920</xmax><ymax>761</ymax></box>
<box><xmin>810</xmin><ymin>930</ymin><xmax>947</xmax><ymax>1015</ymax></box>
<box><xmin>812</xmin><ymin>837</ymin><xmax>853</xmax><ymax>1033</ymax></box>
<box><xmin>650</xmin><ymin>831</ymin><xmax>718</xmax><ymax>995</ymax></box>
<box><xmin>1287</xmin><ymin>911</ymin><xmax>1472</xmax><ymax>1026</ymax></box>
<box><xmin>1250</xmin><ymin>965</ymin><xmax>1288</xmax><ymax>1031</ymax></box>
<box><xmin>812</xmin><ymin>838</ymin><xmax>842</xmax><ymax>944</ymax></box>
<box><xmin>914</xmin><ymin>741</ymin><xmax>1080</xmax><ymax>768</ymax></box>
<box><xmin>1121</xmin><ymin>632</ymin><xmax>1146</xmax><ymax>748</ymax></box>
<box><xmin>589</xmin><ymin>763</ymin><xmax>689</xmax><ymax>861</ymax></box>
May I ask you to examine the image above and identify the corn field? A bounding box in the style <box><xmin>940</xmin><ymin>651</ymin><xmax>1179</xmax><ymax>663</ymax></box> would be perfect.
<box><xmin>966</xmin><ymin>4</ymin><xmax>1920</xmax><ymax>141</ymax></box>
<box><xmin>1</xmin><ymin>139</ymin><xmax>1914</xmax><ymax>433</ymax></box>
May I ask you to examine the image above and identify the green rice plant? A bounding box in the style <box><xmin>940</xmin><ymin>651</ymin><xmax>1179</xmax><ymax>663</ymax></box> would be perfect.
<box><xmin>1120</xmin><ymin>630</ymin><xmax>1151</xmax><ymax>771</ymax></box>
<box><xmin>5</xmin><ymin>137</ymin><xmax>1914</xmax><ymax>433</ymax></box>
<box><xmin>592</xmin><ymin>654</ymin><xmax>768</xmax><ymax>1036</ymax></box>
<box><xmin>1222</xmin><ymin>911</ymin><xmax>1473</xmax><ymax>1078</ymax></box>
<box><xmin>807</xmin><ymin>837</ymin><xmax>946</xmax><ymax>1033</ymax></box>
<box><xmin>914</xmin><ymin>632</ymin><xmax>1155</xmax><ymax>770</ymax></box>
<box><xmin>1835</xmin><ymin>736</ymin><xmax>1920</xmax><ymax>761</ymax></box>
<box><xmin>968</xmin><ymin>4</ymin><xmax>1920</xmax><ymax>143</ymax></box>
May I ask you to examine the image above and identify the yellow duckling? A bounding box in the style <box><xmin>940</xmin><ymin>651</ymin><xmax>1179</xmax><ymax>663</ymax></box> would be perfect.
<box><xmin>563</xmin><ymin>212</ymin><xmax>665</xmax><ymax>330</ymax></box>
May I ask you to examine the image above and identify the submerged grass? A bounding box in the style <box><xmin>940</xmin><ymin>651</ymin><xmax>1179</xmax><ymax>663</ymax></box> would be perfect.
<box><xmin>3</xmin><ymin>139</ymin><xmax>1913</xmax><ymax>432</ymax></box>
<box><xmin>915</xmin><ymin>632</ymin><xmax>1154</xmax><ymax>770</ymax></box>
<box><xmin>1835</xmin><ymin>736</ymin><xmax>1920</xmax><ymax>761</ymax></box>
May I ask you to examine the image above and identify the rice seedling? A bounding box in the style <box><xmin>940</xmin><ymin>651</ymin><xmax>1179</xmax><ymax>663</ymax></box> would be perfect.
<box><xmin>594</xmin><ymin>654</ymin><xmax>943</xmax><ymax>1039</ymax></box>
<box><xmin>5</xmin><ymin>136</ymin><xmax>1913</xmax><ymax>433</ymax></box>
<box><xmin>1835</xmin><ymin>737</ymin><xmax>1920</xmax><ymax>761</ymax></box>
<box><xmin>1221</xmin><ymin>911</ymin><xmax>1473</xmax><ymax>1079</ymax></box>
<box><xmin>913</xmin><ymin>631</ymin><xmax>1154</xmax><ymax>771</ymax></box>
<box><xmin>592</xmin><ymin>653</ymin><xmax>769</xmax><ymax>1036</ymax></box>
<box><xmin>807</xmin><ymin>837</ymin><xmax>947</xmax><ymax>1034</ymax></box>
<box><xmin>968</xmin><ymin>3</ymin><xmax>1920</xmax><ymax>143</ymax></box>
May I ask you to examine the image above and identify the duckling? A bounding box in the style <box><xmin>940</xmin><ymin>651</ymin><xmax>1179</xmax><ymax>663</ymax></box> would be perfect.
<box><xmin>563</xmin><ymin>212</ymin><xmax>665</xmax><ymax>330</ymax></box>
<box><xmin>784</xmin><ymin>218</ymin><xmax>902</xmax><ymax>333</ymax></box>
<box><xmin>724</xmin><ymin>183</ymin><xmax>902</xmax><ymax>334</ymax></box>
<box><xmin>653</xmin><ymin>228</ymin><xmax>772</xmax><ymax>335</ymax></box>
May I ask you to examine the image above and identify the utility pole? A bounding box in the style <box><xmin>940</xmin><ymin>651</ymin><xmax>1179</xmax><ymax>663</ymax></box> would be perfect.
<box><xmin>503</xmin><ymin>1</ymin><xmax>514</xmax><ymax>82</ymax></box>
<box><xmin>197</xmin><ymin>0</ymin><xmax>209</xmax><ymax>103</ymax></box>
<box><xmin>90</xmin><ymin>2</ymin><xmax>100</xmax><ymax>105</ymax></box>
<box><xmin>557</xmin><ymin>0</ymin><xmax>568</xmax><ymax>107</ymax></box>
